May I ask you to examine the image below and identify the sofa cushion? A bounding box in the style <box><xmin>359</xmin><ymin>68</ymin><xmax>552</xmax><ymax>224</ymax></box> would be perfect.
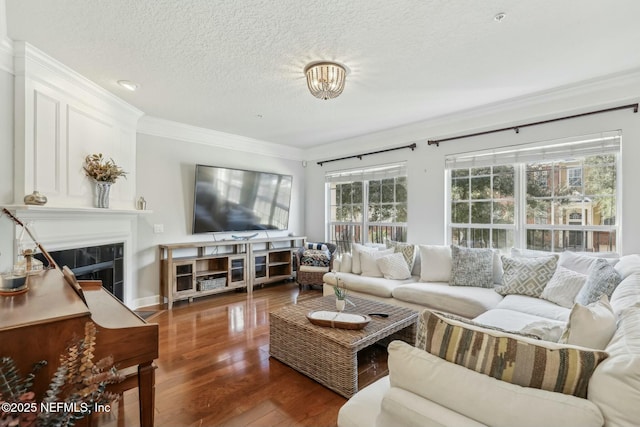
<box><xmin>450</xmin><ymin>245</ymin><xmax>494</xmax><ymax>288</ymax></box>
<box><xmin>560</xmin><ymin>295</ymin><xmax>616</xmax><ymax>350</ymax></box>
<box><xmin>575</xmin><ymin>258</ymin><xmax>622</xmax><ymax>305</ymax></box>
<box><xmin>415</xmin><ymin>310</ymin><xmax>608</xmax><ymax>398</ymax></box>
<box><xmin>559</xmin><ymin>250</ymin><xmax>619</xmax><ymax>275</ymax></box>
<box><xmin>540</xmin><ymin>266</ymin><xmax>587</xmax><ymax>308</ymax></box>
<box><xmin>589</xmin><ymin>301</ymin><xmax>640</xmax><ymax>426</ymax></box>
<box><xmin>473</xmin><ymin>308</ymin><xmax>566</xmax><ymax>342</ymax></box>
<box><xmin>496</xmin><ymin>255</ymin><xmax>557</xmax><ymax>297</ymax></box>
<box><xmin>379</xmin><ymin>386</ymin><xmax>487</xmax><ymax>427</ymax></box>
<box><xmin>299</xmin><ymin>265</ymin><xmax>330</xmax><ymax>273</ymax></box>
<box><xmin>387</xmin><ymin>340</ymin><xmax>605</xmax><ymax>427</ymax></box>
<box><xmin>385</xmin><ymin>240</ymin><xmax>416</xmax><ymax>272</ymax></box>
<box><xmin>338</xmin><ymin>253</ymin><xmax>352</xmax><ymax>273</ymax></box>
<box><xmin>495</xmin><ymin>294</ymin><xmax>571</xmax><ymax>322</ymax></box>
<box><xmin>418</xmin><ymin>244</ymin><xmax>452</xmax><ymax>282</ymax></box>
<box><xmin>324</xmin><ymin>272</ymin><xmax>413</xmax><ymax>298</ymax></box>
<box><xmin>613</xmin><ymin>253</ymin><xmax>640</xmax><ymax>281</ymax></box>
<box><xmin>337</xmin><ymin>376</ymin><xmax>387</xmax><ymax>427</ymax></box>
<box><xmin>392</xmin><ymin>282</ymin><xmax>503</xmax><ymax>319</ymax></box>
<box><xmin>360</xmin><ymin>249</ymin><xmax>394</xmax><ymax>277</ymax></box>
<box><xmin>376</xmin><ymin>252</ymin><xmax>412</xmax><ymax>280</ymax></box>
<box><xmin>511</xmin><ymin>247</ymin><xmax>559</xmax><ymax>259</ymax></box>
<box><xmin>611</xmin><ymin>264</ymin><xmax>640</xmax><ymax>316</ymax></box>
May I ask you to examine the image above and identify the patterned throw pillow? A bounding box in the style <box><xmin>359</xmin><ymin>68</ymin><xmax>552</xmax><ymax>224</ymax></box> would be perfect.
<box><xmin>385</xmin><ymin>240</ymin><xmax>416</xmax><ymax>272</ymax></box>
<box><xmin>376</xmin><ymin>253</ymin><xmax>412</xmax><ymax>280</ymax></box>
<box><xmin>306</xmin><ymin>242</ymin><xmax>329</xmax><ymax>251</ymax></box>
<box><xmin>300</xmin><ymin>249</ymin><xmax>331</xmax><ymax>267</ymax></box>
<box><xmin>575</xmin><ymin>258</ymin><xmax>622</xmax><ymax>305</ymax></box>
<box><xmin>416</xmin><ymin>310</ymin><xmax>609</xmax><ymax>398</ymax></box>
<box><xmin>449</xmin><ymin>245</ymin><xmax>494</xmax><ymax>288</ymax></box>
<box><xmin>496</xmin><ymin>255</ymin><xmax>557</xmax><ymax>297</ymax></box>
<box><xmin>540</xmin><ymin>266</ymin><xmax>588</xmax><ymax>308</ymax></box>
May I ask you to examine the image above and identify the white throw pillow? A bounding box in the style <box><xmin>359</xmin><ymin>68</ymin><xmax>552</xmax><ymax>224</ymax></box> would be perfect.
<box><xmin>418</xmin><ymin>245</ymin><xmax>452</xmax><ymax>282</ymax></box>
<box><xmin>560</xmin><ymin>295</ymin><xmax>617</xmax><ymax>350</ymax></box>
<box><xmin>359</xmin><ymin>249</ymin><xmax>394</xmax><ymax>277</ymax></box>
<box><xmin>351</xmin><ymin>243</ymin><xmax>381</xmax><ymax>275</ymax></box>
<box><xmin>540</xmin><ymin>266</ymin><xmax>588</xmax><ymax>308</ymax></box>
<box><xmin>376</xmin><ymin>253</ymin><xmax>412</xmax><ymax>280</ymax></box>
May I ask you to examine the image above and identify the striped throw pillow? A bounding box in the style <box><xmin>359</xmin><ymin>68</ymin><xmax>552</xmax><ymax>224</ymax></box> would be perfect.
<box><xmin>415</xmin><ymin>310</ymin><xmax>608</xmax><ymax>398</ymax></box>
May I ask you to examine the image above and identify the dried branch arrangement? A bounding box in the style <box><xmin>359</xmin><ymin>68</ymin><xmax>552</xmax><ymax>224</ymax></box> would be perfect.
<box><xmin>83</xmin><ymin>153</ymin><xmax>127</xmax><ymax>183</ymax></box>
<box><xmin>0</xmin><ymin>322</ymin><xmax>122</xmax><ymax>427</ymax></box>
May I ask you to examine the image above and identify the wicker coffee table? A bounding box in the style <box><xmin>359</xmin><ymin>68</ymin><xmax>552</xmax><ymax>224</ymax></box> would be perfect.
<box><xmin>269</xmin><ymin>295</ymin><xmax>419</xmax><ymax>398</ymax></box>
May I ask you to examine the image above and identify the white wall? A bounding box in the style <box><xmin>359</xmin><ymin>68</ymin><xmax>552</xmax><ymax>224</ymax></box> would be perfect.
<box><xmin>133</xmin><ymin>132</ymin><xmax>305</xmax><ymax>307</ymax></box>
<box><xmin>0</xmin><ymin>67</ymin><xmax>13</xmax><ymax>272</ymax></box>
<box><xmin>304</xmin><ymin>71</ymin><xmax>640</xmax><ymax>255</ymax></box>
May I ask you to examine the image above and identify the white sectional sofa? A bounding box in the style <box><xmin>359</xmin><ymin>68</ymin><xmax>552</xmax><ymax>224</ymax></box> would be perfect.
<box><xmin>323</xmin><ymin>244</ymin><xmax>640</xmax><ymax>427</ymax></box>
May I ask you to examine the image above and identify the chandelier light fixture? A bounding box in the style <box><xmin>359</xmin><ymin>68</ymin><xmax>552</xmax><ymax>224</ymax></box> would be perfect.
<box><xmin>304</xmin><ymin>61</ymin><xmax>347</xmax><ymax>100</ymax></box>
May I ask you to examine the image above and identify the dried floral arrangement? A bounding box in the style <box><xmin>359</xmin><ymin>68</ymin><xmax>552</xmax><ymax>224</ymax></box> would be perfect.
<box><xmin>83</xmin><ymin>153</ymin><xmax>127</xmax><ymax>183</ymax></box>
<box><xmin>0</xmin><ymin>322</ymin><xmax>123</xmax><ymax>427</ymax></box>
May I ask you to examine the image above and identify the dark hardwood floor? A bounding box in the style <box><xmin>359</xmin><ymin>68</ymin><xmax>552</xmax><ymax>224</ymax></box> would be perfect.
<box><xmin>95</xmin><ymin>282</ymin><xmax>381</xmax><ymax>427</ymax></box>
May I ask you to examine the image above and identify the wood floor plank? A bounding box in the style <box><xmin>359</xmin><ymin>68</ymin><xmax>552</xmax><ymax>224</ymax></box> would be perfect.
<box><xmin>96</xmin><ymin>283</ymin><xmax>351</xmax><ymax>427</ymax></box>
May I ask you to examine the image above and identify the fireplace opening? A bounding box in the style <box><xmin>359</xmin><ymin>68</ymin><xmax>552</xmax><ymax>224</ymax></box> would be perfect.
<box><xmin>35</xmin><ymin>243</ymin><xmax>124</xmax><ymax>301</ymax></box>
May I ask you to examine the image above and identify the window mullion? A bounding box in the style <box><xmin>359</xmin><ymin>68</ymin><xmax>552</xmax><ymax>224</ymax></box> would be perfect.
<box><xmin>363</xmin><ymin>180</ymin><xmax>369</xmax><ymax>243</ymax></box>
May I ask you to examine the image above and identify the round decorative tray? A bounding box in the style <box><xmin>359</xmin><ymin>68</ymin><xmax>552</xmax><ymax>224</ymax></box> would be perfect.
<box><xmin>306</xmin><ymin>310</ymin><xmax>371</xmax><ymax>330</ymax></box>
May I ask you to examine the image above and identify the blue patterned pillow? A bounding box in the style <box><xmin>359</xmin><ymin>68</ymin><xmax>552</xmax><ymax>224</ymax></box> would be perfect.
<box><xmin>575</xmin><ymin>258</ymin><xmax>622</xmax><ymax>305</ymax></box>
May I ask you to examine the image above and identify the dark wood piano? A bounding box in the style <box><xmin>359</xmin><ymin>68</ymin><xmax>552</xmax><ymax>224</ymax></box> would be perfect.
<box><xmin>0</xmin><ymin>267</ymin><xmax>159</xmax><ymax>427</ymax></box>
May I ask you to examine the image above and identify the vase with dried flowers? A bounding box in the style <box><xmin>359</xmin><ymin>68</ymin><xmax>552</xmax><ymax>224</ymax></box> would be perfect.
<box><xmin>83</xmin><ymin>153</ymin><xmax>127</xmax><ymax>208</ymax></box>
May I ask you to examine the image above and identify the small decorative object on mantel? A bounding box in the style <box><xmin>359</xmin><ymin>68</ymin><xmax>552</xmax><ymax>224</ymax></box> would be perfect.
<box><xmin>23</xmin><ymin>190</ymin><xmax>47</xmax><ymax>206</ymax></box>
<box><xmin>83</xmin><ymin>153</ymin><xmax>127</xmax><ymax>209</ymax></box>
<box><xmin>136</xmin><ymin>196</ymin><xmax>147</xmax><ymax>210</ymax></box>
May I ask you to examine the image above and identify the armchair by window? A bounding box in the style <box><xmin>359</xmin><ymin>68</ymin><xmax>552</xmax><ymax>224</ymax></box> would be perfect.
<box><xmin>295</xmin><ymin>242</ymin><xmax>337</xmax><ymax>290</ymax></box>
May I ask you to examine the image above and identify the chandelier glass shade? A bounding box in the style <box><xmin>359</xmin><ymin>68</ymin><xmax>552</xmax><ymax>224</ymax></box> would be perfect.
<box><xmin>304</xmin><ymin>62</ymin><xmax>346</xmax><ymax>100</ymax></box>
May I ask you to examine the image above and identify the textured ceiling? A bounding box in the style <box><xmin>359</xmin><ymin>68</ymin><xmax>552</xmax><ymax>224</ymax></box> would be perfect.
<box><xmin>6</xmin><ymin>0</ymin><xmax>640</xmax><ymax>148</ymax></box>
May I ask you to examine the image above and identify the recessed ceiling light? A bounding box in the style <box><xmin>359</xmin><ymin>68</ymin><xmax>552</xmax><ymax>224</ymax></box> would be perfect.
<box><xmin>494</xmin><ymin>12</ymin><xmax>506</xmax><ymax>22</ymax></box>
<box><xmin>117</xmin><ymin>80</ymin><xmax>140</xmax><ymax>91</ymax></box>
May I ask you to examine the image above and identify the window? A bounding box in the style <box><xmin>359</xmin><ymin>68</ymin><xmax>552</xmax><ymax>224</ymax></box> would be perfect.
<box><xmin>326</xmin><ymin>163</ymin><xmax>407</xmax><ymax>254</ymax></box>
<box><xmin>446</xmin><ymin>132</ymin><xmax>620</xmax><ymax>253</ymax></box>
<box><xmin>568</xmin><ymin>167</ymin><xmax>583</xmax><ymax>188</ymax></box>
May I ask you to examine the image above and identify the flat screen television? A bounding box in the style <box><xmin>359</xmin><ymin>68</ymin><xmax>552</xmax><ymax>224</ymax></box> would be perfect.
<box><xmin>192</xmin><ymin>164</ymin><xmax>293</xmax><ymax>234</ymax></box>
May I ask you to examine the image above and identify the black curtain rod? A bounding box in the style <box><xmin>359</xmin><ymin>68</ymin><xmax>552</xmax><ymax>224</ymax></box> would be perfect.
<box><xmin>317</xmin><ymin>143</ymin><xmax>417</xmax><ymax>166</ymax></box>
<box><xmin>427</xmin><ymin>103</ymin><xmax>639</xmax><ymax>147</ymax></box>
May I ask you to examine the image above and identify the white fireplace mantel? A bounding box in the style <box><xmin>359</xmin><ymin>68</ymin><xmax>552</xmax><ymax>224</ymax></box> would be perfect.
<box><xmin>3</xmin><ymin>205</ymin><xmax>148</xmax><ymax>307</ymax></box>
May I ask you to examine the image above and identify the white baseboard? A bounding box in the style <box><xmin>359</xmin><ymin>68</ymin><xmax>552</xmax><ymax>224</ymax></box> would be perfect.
<box><xmin>132</xmin><ymin>294</ymin><xmax>163</xmax><ymax>310</ymax></box>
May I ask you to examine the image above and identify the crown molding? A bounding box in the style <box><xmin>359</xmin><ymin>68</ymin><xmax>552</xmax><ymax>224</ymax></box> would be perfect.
<box><xmin>304</xmin><ymin>67</ymin><xmax>640</xmax><ymax>161</ymax></box>
<box><xmin>0</xmin><ymin>0</ymin><xmax>12</xmax><ymax>74</ymax></box>
<box><xmin>13</xmin><ymin>41</ymin><xmax>143</xmax><ymax>127</ymax></box>
<box><xmin>137</xmin><ymin>115</ymin><xmax>304</xmax><ymax>161</ymax></box>
<box><xmin>0</xmin><ymin>37</ymin><xmax>12</xmax><ymax>74</ymax></box>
